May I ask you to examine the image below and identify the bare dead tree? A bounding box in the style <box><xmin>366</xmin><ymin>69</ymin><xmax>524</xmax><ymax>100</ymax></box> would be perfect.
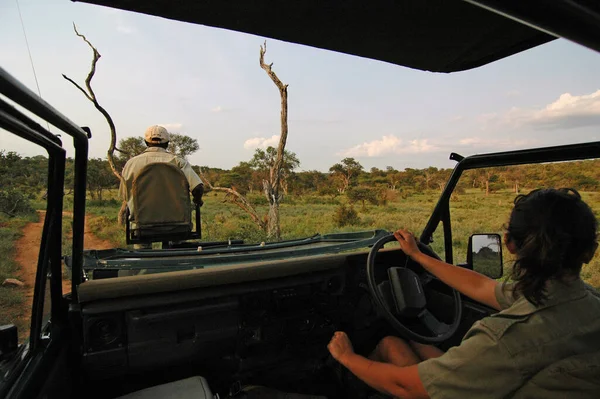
<box><xmin>259</xmin><ymin>41</ymin><xmax>288</xmax><ymax>241</ymax></box>
<box><xmin>198</xmin><ymin>41</ymin><xmax>289</xmax><ymax>240</ymax></box>
<box><xmin>62</xmin><ymin>23</ymin><xmax>128</xmax><ymax>224</ymax></box>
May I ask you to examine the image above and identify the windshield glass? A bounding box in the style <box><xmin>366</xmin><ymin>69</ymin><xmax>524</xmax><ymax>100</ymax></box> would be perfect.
<box><xmin>1</xmin><ymin>1</ymin><xmax>598</xmax><ymax>282</ymax></box>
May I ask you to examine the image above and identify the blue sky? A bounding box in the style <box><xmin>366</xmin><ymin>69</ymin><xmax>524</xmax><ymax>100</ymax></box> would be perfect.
<box><xmin>2</xmin><ymin>0</ymin><xmax>600</xmax><ymax>172</ymax></box>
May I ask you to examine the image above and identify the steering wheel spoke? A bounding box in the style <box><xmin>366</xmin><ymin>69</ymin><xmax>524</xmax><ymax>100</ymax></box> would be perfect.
<box><xmin>419</xmin><ymin>272</ymin><xmax>436</xmax><ymax>286</ymax></box>
<box><xmin>419</xmin><ymin>309</ymin><xmax>451</xmax><ymax>337</ymax></box>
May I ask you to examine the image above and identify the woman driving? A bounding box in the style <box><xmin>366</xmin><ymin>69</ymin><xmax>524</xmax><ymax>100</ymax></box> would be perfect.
<box><xmin>328</xmin><ymin>188</ymin><xmax>600</xmax><ymax>398</ymax></box>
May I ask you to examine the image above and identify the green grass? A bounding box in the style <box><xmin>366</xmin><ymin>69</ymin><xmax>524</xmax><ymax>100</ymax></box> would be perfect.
<box><xmin>80</xmin><ymin>189</ymin><xmax>600</xmax><ymax>289</ymax></box>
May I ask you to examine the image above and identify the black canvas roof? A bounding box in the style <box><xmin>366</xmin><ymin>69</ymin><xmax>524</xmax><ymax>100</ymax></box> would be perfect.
<box><xmin>74</xmin><ymin>1</ymin><xmax>599</xmax><ymax>73</ymax></box>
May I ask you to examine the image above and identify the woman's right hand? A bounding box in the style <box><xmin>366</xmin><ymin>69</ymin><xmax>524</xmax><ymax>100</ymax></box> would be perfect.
<box><xmin>393</xmin><ymin>229</ymin><xmax>421</xmax><ymax>258</ymax></box>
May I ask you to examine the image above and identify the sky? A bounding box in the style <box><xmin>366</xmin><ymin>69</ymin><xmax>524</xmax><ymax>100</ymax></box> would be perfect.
<box><xmin>1</xmin><ymin>0</ymin><xmax>600</xmax><ymax>172</ymax></box>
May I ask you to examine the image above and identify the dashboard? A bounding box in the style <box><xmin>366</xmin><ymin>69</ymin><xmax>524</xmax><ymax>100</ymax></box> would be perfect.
<box><xmin>77</xmin><ymin>247</ymin><xmax>492</xmax><ymax>384</ymax></box>
<box><xmin>78</xmin><ymin>251</ymin><xmax>374</xmax><ymax>380</ymax></box>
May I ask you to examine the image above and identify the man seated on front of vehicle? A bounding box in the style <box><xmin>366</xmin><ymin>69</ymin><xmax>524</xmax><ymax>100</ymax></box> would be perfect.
<box><xmin>119</xmin><ymin>125</ymin><xmax>204</xmax><ymax>248</ymax></box>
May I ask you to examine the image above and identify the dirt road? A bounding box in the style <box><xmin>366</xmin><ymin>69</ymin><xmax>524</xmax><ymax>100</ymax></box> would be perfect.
<box><xmin>14</xmin><ymin>211</ymin><xmax>115</xmax><ymax>337</ymax></box>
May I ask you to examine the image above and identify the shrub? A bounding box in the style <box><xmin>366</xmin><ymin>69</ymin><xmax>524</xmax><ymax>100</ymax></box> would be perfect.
<box><xmin>347</xmin><ymin>187</ymin><xmax>378</xmax><ymax>210</ymax></box>
<box><xmin>378</xmin><ymin>188</ymin><xmax>397</xmax><ymax>205</ymax></box>
<box><xmin>333</xmin><ymin>204</ymin><xmax>360</xmax><ymax>227</ymax></box>
<box><xmin>0</xmin><ymin>189</ymin><xmax>34</xmax><ymax>217</ymax></box>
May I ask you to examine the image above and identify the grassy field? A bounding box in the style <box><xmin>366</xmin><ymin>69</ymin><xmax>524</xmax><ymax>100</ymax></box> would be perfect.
<box><xmin>81</xmin><ymin>188</ymin><xmax>600</xmax><ymax>289</ymax></box>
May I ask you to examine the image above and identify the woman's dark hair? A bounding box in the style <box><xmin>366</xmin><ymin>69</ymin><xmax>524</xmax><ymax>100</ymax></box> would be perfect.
<box><xmin>506</xmin><ymin>188</ymin><xmax>597</xmax><ymax>306</ymax></box>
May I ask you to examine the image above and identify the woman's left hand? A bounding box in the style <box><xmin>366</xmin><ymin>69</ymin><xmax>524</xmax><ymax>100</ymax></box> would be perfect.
<box><xmin>328</xmin><ymin>331</ymin><xmax>354</xmax><ymax>364</ymax></box>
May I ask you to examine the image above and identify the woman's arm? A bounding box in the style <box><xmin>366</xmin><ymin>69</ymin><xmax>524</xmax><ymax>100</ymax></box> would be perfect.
<box><xmin>329</xmin><ymin>332</ymin><xmax>428</xmax><ymax>399</ymax></box>
<box><xmin>395</xmin><ymin>229</ymin><xmax>501</xmax><ymax>311</ymax></box>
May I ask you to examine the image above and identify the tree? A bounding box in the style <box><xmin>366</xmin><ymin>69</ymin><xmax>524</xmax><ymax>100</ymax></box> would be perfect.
<box><xmin>62</xmin><ymin>24</ymin><xmax>128</xmax><ymax>221</ymax></box>
<box><xmin>168</xmin><ymin>133</ymin><xmax>199</xmax><ymax>159</ymax></box>
<box><xmin>0</xmin><ymin>189</ymin><xmax>33</xmax><ymax>218</ymax></box>
<box><xmin>117</xmin><ymin>137</ymin><xmax>146</xmax><ymax>162</ymax></box>
<box><xmin>249</xmin><ymin>146</ymin><xmax>299</xmax><ymax>195</ymax></box>
<box><xmin>424</xmin><ymin>166</ymin><xmax>438</xmax><ymax>190</ymax></box>
<box><xmin>257</xmin><ymin>42</ymin><xmax>291</xmax><ymax>241</ymax></box>
<box><xmin>198</xmin><ymin>41</ymin><xmax>291</xmax><ymax>240</ymax></box>
<box><xmin>87</xmin><ymin>159</ymin><xmax>116</xmax><ymax>200</ymax></box>
<box><xmin>329</xmin><ymin>158</ymin><xmax>363</xmax><ymax>193</ymax></box>
<box><xmin>346</xmin><ymin>186</ymin><xmax>378</xmax><ymax>210</ymax></box>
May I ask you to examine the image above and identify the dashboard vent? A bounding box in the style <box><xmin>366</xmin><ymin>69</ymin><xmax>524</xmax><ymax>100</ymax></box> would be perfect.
<box><xmin>86</xmin><ymin>316</ymin><xmax>122</xmax><ymax>351</ymax></box>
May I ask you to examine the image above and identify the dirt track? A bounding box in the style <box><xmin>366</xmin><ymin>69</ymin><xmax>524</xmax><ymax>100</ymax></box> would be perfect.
<box><xmin>14</xmin><ymin>211</ymin><xmax>114</xmax><ymax>333</ymax></box>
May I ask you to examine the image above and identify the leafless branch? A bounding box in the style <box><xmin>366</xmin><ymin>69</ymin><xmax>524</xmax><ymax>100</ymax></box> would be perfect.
<box><xmin>259</xmin><ymin>41</ymin><xmax>289</xmax><ymax>240</ymax></box>
<box><xmin>63</xmin><ymin>23</ymin><xmax>126</xmax><ymax>223</ymax></box>
<box><xmin>61</xmin><ymin>74</ymin><xmax>92</xmax><ymax>101</ymax></box>
<box><xmin>259</xmin><ymin>40</ymin><xmax>288</xmax><ymax>194</ymax></box>
<box><xmin>197</xmin><ymin>168</ymin><xmax>267</xmax><ymax>231</ymax></box>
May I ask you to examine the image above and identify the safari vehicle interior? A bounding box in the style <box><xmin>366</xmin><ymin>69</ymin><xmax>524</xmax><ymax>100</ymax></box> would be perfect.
<box><xmin>1</xmin><ymin>1</ymin><xmax>600</xmax><ymax>399</ymax></box>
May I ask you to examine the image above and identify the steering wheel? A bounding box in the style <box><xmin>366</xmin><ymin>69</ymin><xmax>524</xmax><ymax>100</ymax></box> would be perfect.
<box><xmin>366</xmin><ymin>233</ymin><xmax>462</xmax><ymax>344</ymax></box>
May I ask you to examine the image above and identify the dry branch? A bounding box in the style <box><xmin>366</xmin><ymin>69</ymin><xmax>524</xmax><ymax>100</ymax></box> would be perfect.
<box><xmin>191</xmin><ymin>41</ymin><xmax>289</xmax><ymax>239</ymax></box>
<box><xmin>259</xmin><ymin>41</ymin><xmax>289</xmax><ymax>195</ymax></box>
<box><xmin>197</xmin><ymin>168</ymin><xmax>267</xmax><ymax>231</ymax></box>
<box><xmin>62</xmin><ymin>23</ymin><xmax>127</xmax><ymax>224</ymax></box>
<box><xmin>259</xmin><ymin>41</ymin><xmax>289</xmax><ymax>240</ymax></box>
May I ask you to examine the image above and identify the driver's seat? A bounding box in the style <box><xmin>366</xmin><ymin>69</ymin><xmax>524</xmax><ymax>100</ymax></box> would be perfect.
<box><xmin>126</xmin><ymin>162</ymin><xmax>201</xmax><ymax>246</ymax></box>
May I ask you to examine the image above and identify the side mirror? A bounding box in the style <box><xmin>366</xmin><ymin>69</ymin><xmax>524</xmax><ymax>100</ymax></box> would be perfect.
<box><xmin>467</xmin><ymin>234</ymin><xmax>503</xmax><ymax>279</ymax></box>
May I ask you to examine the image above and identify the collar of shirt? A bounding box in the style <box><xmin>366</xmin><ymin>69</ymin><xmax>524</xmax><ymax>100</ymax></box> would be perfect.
<box><xmin>498</xmin><ymin>278</ymin><xmax>588</xmax><ymax>317</ymax></box>
<box><xmin>144</xmin><ymin>147</ymin><xmax>168</xmax><ymax>153</ymax></box>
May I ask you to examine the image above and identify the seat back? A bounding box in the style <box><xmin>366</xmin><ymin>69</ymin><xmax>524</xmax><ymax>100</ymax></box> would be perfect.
<box><xmin>512</xmin><ymin>350</ymin><xmax>600</xmax><ymax>398</ymax></box>
<box><xmin>128</xmin><ymin>162</ymin><xmax>194</xmax><ymax>242</ymax></box>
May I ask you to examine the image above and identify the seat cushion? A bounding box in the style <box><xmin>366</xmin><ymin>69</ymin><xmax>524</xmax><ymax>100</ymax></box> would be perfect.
<box><xmin>116</xmin><ymin>376</ymin><xmax>213</xmax><ymax>399</ymax></box>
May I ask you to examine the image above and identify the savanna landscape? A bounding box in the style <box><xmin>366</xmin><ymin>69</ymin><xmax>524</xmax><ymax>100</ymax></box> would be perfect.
<box><xmin>2</xmin><ymin>148</ymin><xmax>600</xmax><ymax>342</ymax></box>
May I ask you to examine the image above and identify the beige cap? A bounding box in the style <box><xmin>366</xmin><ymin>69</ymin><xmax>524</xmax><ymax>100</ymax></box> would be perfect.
<box><xmin>144</xmin><ymin>125</ymin><xmax>170</xmax><ymax>144</ymax></box>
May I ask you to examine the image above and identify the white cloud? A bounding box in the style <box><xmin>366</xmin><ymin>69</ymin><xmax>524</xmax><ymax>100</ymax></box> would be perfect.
<box><xmin>210</xmin><ymin>106</ymin><xmax>224</xmax><ymax>113</ymax></box>
<box><xmin>458</xmin><ymin>137</ymin><xmax>536</xmax><ymax>148</ymax></box>
<box><xmin>488</xmin><ymin>90</ymin><xmax>600</xmax><ymax>130</ymax></box>
<box><xmin>116</xmin><ymin>25</ymin><xmax>135</xmax><ymax>34</ymax></box>
<box><xmin>337</xmin><ymin>135</ymin><xmax>439</xmax><ymax>157</ymax></box>
<box><xmin>159</xmin><ymin>123</ymin><xmax>183</xmax><ymax>132</ymax></box>
<box><xmin>527</xmin><ymin>90</ymin><xmax>600</xmax><ymax>128</ymax></box>
<box><xmin>243</xmin><ymin>135</ymin><xmax>280</xmax><ymax>150</ymax></box>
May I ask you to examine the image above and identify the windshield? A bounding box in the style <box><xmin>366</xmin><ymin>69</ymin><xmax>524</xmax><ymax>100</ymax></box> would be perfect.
<box><xmin>1</xmin><ymin>2</ymin><xmax>598</xmax><ymax>284</ymax></box>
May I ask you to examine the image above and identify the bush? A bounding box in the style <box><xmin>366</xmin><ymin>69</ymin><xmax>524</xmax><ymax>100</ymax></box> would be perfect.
<box><xmin>346</xmin><ymin>187</ymin><xmax>378</xmax><ymax>209</ymax></box>
<box><xmin>0</xmin><ymin>189</ymin><xmax>34</xmax><ymax>217</ymax></box>
<box><xmin>333</xmin><ymin>204</ymin><xmax>360</xmax><ymax>227</ymax></box>
<box><xmin>377</xmin><ymin>188</ymin><xmax>397</xmax><ymax>206</ymax></box>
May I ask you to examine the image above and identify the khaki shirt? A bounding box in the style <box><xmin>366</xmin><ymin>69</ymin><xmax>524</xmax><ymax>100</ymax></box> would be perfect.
<box><xmin>119</xmin><ymin>147</ymin><xmax>202</xmax><ymax>216</ymax></box>
<box><xmin>418</xmin><ymin>279</ymin><xmax>600</xmax><ymax>398</ymax></box>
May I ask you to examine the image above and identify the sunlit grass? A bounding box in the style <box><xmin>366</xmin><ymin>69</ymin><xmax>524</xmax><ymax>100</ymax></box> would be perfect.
<box><xmin>80</xmin><ymin>188</ymin><xmax>600</xmax><ymax>289</ymax></box>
